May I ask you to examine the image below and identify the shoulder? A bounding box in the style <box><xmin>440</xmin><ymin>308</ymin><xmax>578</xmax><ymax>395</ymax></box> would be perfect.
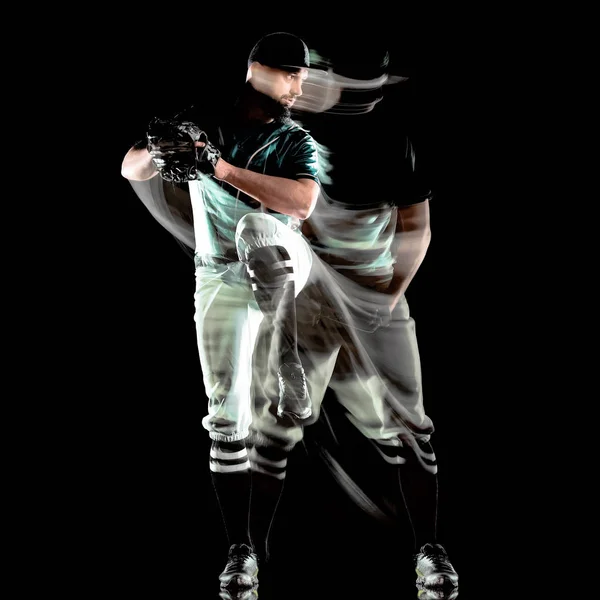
<box><xmin>276</xmin><ymin>123</ymin><xmax>319</xmax><ymax>158</ymax></box>
<box><xmin>280</xmin><ymin>120</ymin><xmax>316</xmax><ymax>143</ymax></box>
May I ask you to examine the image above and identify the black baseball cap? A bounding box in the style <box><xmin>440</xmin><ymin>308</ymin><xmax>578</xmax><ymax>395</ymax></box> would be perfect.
<box><xmin>318</xmin><ymin>41</ymin><xmax>391</xmax><ymax>79</ymax></box>
<box><xmin>247</xmin><ymin>32</ymin><xmax>310</xmax><ymax>72</ymax></box>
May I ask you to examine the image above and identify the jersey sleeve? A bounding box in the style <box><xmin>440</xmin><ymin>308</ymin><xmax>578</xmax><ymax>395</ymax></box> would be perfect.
<box><xmin>285</xmin><ymin>133</ymin><xmax>320</xmax><ymax>183</ymax></box>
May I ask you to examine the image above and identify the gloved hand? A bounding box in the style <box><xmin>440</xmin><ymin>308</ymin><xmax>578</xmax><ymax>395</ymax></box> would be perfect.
<box><xmin>146</xmin><ymin>117</ymin><xmax>221</xmax><ymax>182</ymax></box>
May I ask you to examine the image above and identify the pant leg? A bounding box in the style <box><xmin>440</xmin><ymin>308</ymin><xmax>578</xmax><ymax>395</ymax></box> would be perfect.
<box><xmin>329</xmin><ymin>294</ymin><xmax>434</xmax><ymax>445</ymax></box>
<box><xmin>249</xmin><ymin>280</ymin><xmax>343</xmax><ymax>451</ymax></box>
<box><xmin>235</xmin><ymin>213</ymin><xmax>313</xmax><ymax>297</ymax></box>
<box><xmin>194</xmin><ymin>265</ymin><xmax>264</xmax><ymax>442</ymax></box>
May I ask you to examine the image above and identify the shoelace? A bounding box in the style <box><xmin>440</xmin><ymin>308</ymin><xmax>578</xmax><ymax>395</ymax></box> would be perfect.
<box><xmin>278</xmin><ymin>370</ymin><xmax>307</xmax><ymax>396</ymax></box>
<box><xmin>224</xmin><ymin>551</ymin><xmax>252</xmax><ymax>573</ymax></box>
<box><xmin>423</xmin><ymin>548</ymin><xmax>456</xmax><ymax>576</ymax></box>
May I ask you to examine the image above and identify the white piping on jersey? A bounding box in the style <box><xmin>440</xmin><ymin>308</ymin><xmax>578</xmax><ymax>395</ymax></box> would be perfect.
<box><xmin>236</xmin><ymin>136</ymin><xmax>281</xmax><ymax>200</ymax></box>
<box><xmin>233</xmin><ymin>135</ymin><xmax>281</xmax><ymax>218</ymax></box>
<box><xmin>233</xmin><ymin>123</ymin><xmax>308</xmax><ymax>220</ymax></box>
<box><xmin>245</xmin><ymin>137</ymin><xmax>281</xmax><ymax>169</ymax></box>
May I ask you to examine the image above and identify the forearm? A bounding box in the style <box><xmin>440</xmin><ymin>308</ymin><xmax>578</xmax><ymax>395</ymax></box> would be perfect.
<box><xmin>217</xmin><ymin>161</ymin><xmax>315</xmax><ymax>220</ymax></box>
<box><xmin>386</xmin><ymin>229</ymin><xmax>431</xmax><ymax>297</ymax></box>
<box><xmin>121</xmin><ymin>147</ymin><xmax>158</xmax><ymax>181</ymax></box>
<box><xmin>386</xmin><ymin>201</ymin><xmax>432</xmax><ymax>298</ymax></box>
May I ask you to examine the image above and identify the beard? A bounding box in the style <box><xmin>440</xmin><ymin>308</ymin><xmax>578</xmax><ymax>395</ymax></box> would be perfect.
<box><xmin>241</xmin><ymin>82</ymin><xmax>292</xmax><ymax>123</ymax></box>
<box><xmin>266</xmin><ymin>97</ymin><xmax>292</xmax><ymax>122</ymax></box>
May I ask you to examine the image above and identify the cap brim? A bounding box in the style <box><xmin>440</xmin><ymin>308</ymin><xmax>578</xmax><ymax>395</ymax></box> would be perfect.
<box><xmin>384</xmin><ymin>75</ymin><xmax>410</xmax><ymax>85</ymax></box>
<box><xmin>267</xmin><ymin>63</ymin><xmax>309</xmax><ymax>71</ymax></box>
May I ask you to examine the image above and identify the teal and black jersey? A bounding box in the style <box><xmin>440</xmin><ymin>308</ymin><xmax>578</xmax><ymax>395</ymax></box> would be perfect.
<box><xmin>187</xmin><ymin>114</ymin><xmax>320</xmax><ymax>263</ymax></box>
<box><xmin>217</xmin><ymin>118</ymin><xmax>320</xmax><ymax>209</ymax></box>
<box><xmin>294</xmin><ymin>84</ymin><xmax>432</xmax><ymax>285</ymax></box>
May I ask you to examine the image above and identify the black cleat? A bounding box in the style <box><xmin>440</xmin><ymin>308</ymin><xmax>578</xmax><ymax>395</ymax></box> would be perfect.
<box><xmin>219</xmin><ymin>544</ymin><xmax>259</xmax><ymax>589</ymax></box>
<box><xmin>414</xmin><ymin>543</ymin><xmax>459</xmax><ymax>591</ymax></box>
<box><xmin>277</xmin><ymin>362</ymin><xmax>312</xmax><ymax>420</ymax></box>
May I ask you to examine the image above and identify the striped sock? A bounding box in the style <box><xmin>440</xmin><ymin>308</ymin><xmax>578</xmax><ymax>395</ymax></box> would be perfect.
<box><xmin>210</xmin><ymin>440</ymin><xmax>252</xmax><ymax>547</ymax></box>
<box><xmin>412</xmin><ymin>439</ymin><xmax>438</xmax><ymax>476</ymax></box>
<box><xmin>369</xmin><ymin>437</ymin><xmax>439</xmax><ymax>548</ymax></box>
<box><xmin>372</xmin><ymin>438</ymin><xmax>438</xmax><ymax>474</ymax></box>
<box><xmin>372</xmin><ymin>438</ymin><xmax>409</xmax><ymax>465</ymax></box>
<box><xmin>249</xmin><ymin>445</ymin><xmax>288</xmax><ymax>480</ymax></box>
<box><xmin>248</xmin><ymin>444</ymin><xmax>289</xmax><ymax>561</ymax></box>
<box><xmin>397</xmin><ymin>439</ymin><xmax>439</xmax><ymax>550</ymax></box>
<box><xmin>210</xmin><ymin>440</ymin><xmax>251</xmax><ymax>474</ymax></box>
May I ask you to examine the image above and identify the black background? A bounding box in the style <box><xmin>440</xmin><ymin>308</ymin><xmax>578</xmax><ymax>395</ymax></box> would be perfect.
<box><xmin>48</xmin><ymin>14</ymin><xmax>514</xmax><ymax>600</ymax></box>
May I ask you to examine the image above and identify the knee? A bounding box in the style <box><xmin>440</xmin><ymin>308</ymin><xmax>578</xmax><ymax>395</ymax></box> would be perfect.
<box><xmin>247</xmin><ymin>246</ymin><xmax>291</xmax><ymax>273</ymax></box>
<box><xmin>236</xmin><ymin>213</ymin><xmax>274</xmax><ymax>243</ymax></box>
<box><xmin>236</xmin><ymin>212</ymin><xmax>258</xmax><ymax>232</ymax></box>
<box><xmin>236</xmin><ymin>214</ymin><xmax>285</xmax><ymax>261</ymax></box>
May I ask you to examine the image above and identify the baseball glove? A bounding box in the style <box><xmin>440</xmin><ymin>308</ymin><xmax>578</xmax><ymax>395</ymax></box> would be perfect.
<box><xmin>146</xmin><ymin>117</ymin><xmax>221</xmax><ymax>183</ymax></box>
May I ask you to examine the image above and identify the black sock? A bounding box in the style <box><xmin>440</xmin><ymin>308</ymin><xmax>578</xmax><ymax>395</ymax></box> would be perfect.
<box><xmin>246</xmin><ymin>245</ymin><xmax>300</xmax><ymax>366</ymax></box>
<box><xmin>396</xmin><ymin>439</ymin><xmax>438</xmax><ymax>551</ymax></box>
<box><xmin>210</xmin><ymin>440</ymin><xmax>253</xmax><ymax>549</ymax></box>
<box><xmin>371</xmin><ymin>437</ymin><xmax>438</xmax><ymax>550</ymax></box>
<box><xmin>248</xmin><ymin>443</ymin><xmax>289</xmax><ymax>561</ymax></box>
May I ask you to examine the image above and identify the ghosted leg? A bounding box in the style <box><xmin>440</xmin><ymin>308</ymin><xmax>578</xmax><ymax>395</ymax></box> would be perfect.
<box><xmin>236</xmin><ymin>213</ymin><xmax>314</xmax><ymax>420</ymax></box>
<box><xmin>325</xmin><ymin>294</ymin><xmax>438</xmax><ymax>550</ymax></box>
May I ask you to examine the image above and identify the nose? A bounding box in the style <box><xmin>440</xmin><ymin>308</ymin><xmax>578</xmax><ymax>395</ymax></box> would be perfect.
<box><xmin>291</xmin><ymin>79</ymin><xmax>303</xmax><ymax>97</ymax></box>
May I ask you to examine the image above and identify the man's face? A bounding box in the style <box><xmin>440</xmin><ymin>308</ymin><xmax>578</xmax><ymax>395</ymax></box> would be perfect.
<box><xmin>249</xmin><ymin>63</ymin><xmax>308</xmax><ymax>108</ymax></box>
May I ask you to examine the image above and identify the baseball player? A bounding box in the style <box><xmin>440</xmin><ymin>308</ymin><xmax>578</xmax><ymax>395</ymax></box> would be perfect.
<box><xmin>247</xmin><ymin>42</ymin><xmax>459</xmax><ymax>598</ymax></box>
<box><xmin>121</xmin><ymin>32</ymin><xmax>321</xmax><ymax>591</ymax></box>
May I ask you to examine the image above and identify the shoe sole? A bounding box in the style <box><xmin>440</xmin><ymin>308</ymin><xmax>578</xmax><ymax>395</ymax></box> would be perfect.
<box><xmin>220</xmin><ymin>569</ymin><xmax>259</xmax><ymax>590</ymax></box>
<box><xmin>219</xmin><ymin>584</ymin><xmax>259</xmax><ymax>599</ymax></box>
<box><xmin>416</xmin><ymin>588</ymin><xmax>459</xmax><ymax>600</ymax></box>
<box><xmin>277</xmin><ymin>407</ymin><xmax>312</xmax><ymax>420</ymax></box>
<box><xmin>415</xmin><ymin>567</ymin><xmax>459</xmax><ymax>589</ymax></box>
